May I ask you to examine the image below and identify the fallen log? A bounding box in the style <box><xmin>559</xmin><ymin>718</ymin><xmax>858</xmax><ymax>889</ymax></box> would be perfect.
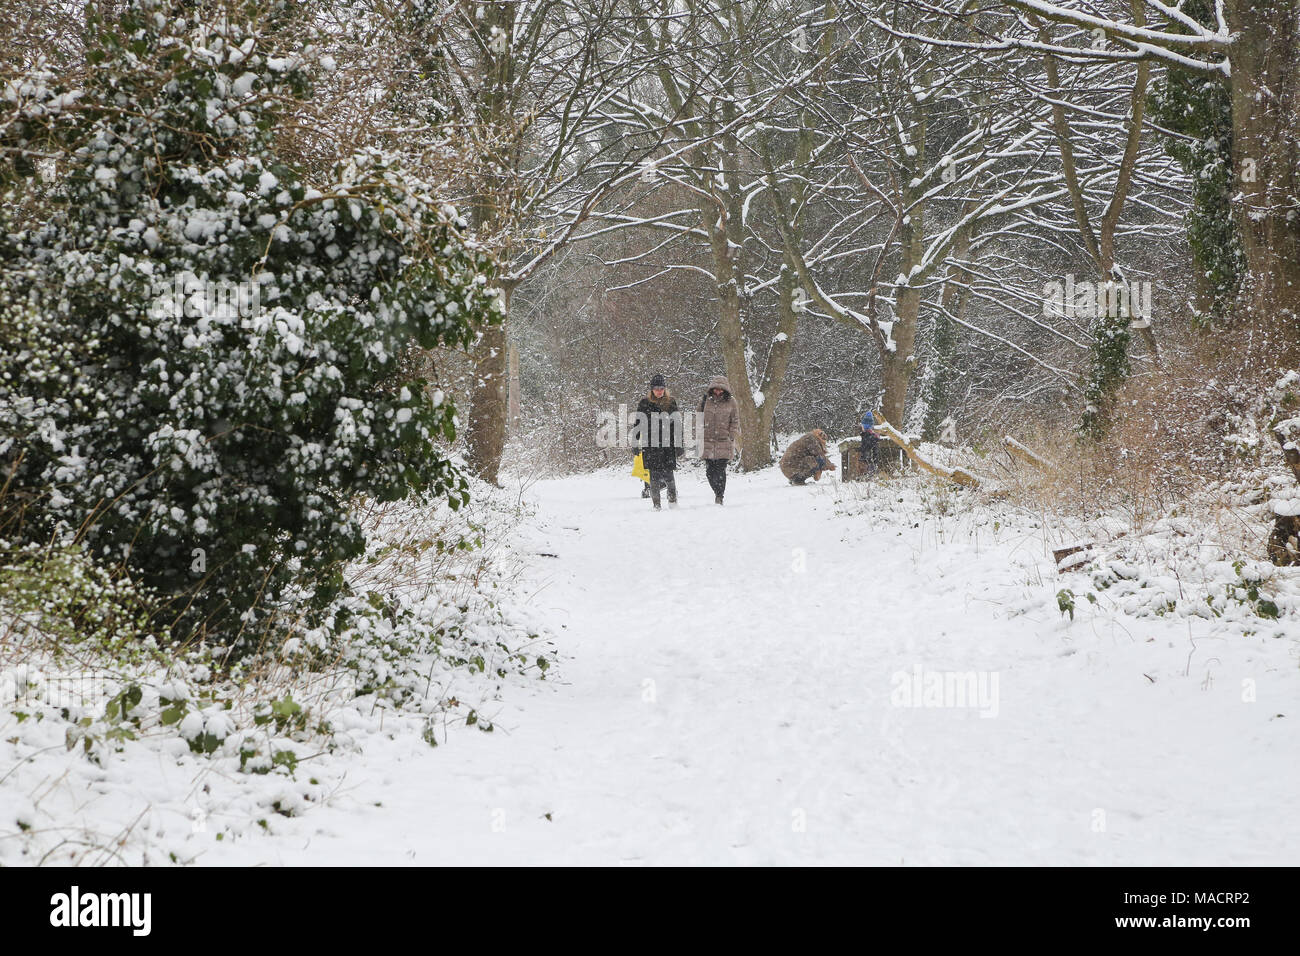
<box><xmin>874</xmin><ymin>416</ymin><xmax>981</xmax><ymax>488</ymax></box>
<box><xmin>1053</xmin><ymin>542</ymin><xmax>1095</xmax><ymax>573</ymax></box>
<box><xmin>1003</xmin><ymin>436</ymin><xmax>1060</xmax><ymax>473</ymax></box>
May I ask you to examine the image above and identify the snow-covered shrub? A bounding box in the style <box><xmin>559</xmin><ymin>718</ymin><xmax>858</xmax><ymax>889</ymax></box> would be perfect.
<box><xmin>0</xmin><ymin>0</ymin><xmax>501</xmax><ymax>645</ymax></box>
<box><xmin>0</xmin><ymin>539</ymin><xmax>159</xmax><ymax>653</ymax></box>
<box><xmin>0</xmin><ymin>474</ymin><xmax>556</xmax><ymax>847</ymax></box>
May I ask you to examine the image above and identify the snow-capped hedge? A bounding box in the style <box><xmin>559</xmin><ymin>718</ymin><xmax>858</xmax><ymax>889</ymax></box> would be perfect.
<box><xmin>0</xmin><ymin>0</ymin><xmax>502</xmax><ymax>644</ymax></box>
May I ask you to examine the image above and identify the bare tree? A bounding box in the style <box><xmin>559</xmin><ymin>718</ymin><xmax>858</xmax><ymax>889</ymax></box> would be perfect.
<box><xmin>984</xmin><ymin>0</ymin><xmax>1300</xmax><ymax>346</ymax></box>
<box><xmin>432</xmin><ymin>0</ymin><xmax>665</xmax><ymax>483</ymax></box>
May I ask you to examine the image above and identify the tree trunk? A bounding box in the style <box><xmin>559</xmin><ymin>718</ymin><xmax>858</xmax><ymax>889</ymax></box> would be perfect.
<box><xmin>921</xmin><ymin>223</ymin><xmax>975</xmax><ymax>441</ymax></box>
<box><xmin>466</xmin><ymin>312</ymin><xmax>509</xmax><ymax>485</ymax></box>
<box><xmin>1226</xmin><ymin>0</ymin><xmax>1300</xmax><ymax>340</ymax></box>
<box><xmin>705</xmin><ymin>174</ymin><xmax>770</xmax><ymax>471</ymax></box>
<box><xmin>507</xmin><ymin>338</ymin><xmax>520</xmax><ymax>432</ymax></box>
<box><xmin>879</xmin><ymin>96</ymin><xmax>926</xmax><ymax>429</ymax></box>
<box><xmin>882</xmin><ymin>284</ymin><xmax>920</xmax><ymax>426</ymax></box>
<box><xmin>881</xmin><ymin>181</ymin><xmax>924</xmax><ymax>428</ymax></box>
<box><xmin>751</xmin><ymin>266</ymin><xmax>800</xmax><ymax>463</ymax></box>
<box><xmin>463</xmin><ymin>0</ymin><xmax>515</xmax><ymax>485</ymax></box>
<box><xmin>714</xmin><ymin>275</ymin><xmax>765</xmax><ymax>471</ymax></box>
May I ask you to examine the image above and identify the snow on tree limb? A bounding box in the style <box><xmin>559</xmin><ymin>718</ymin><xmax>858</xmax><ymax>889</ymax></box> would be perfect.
<box><xmin>1003</xmin><ymin>437</ymin><xmax>1061</xmax><ymax>473</ymax></box>
<box><xmin>874</xmin><ymin>418</ymin><xmax>982</xmax><ymax>487</ymax></box>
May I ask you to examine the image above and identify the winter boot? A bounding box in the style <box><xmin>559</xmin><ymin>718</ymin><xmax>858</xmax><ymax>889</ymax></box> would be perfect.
<box><xmin>715</xmin><ymin>495</ymin><xmax>724</xmax><ymax>505</ymax></box>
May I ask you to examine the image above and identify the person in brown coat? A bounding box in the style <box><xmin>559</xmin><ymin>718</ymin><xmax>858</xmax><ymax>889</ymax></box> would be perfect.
<box><xmin>780</xmin><ymin>428</ymin><xmax>837</xmax><ymax>485</ymax></box>
<box><xmin>698</xmin><ymin>374</ymin><xmax>740</xmax><ymax>505</ymax></box>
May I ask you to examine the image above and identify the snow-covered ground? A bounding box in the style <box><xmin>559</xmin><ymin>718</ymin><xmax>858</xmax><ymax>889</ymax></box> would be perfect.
<box><xmin>4</xmin><ymin>466</ymin><xmax>1299</xmax><ymax>864</ymax></box>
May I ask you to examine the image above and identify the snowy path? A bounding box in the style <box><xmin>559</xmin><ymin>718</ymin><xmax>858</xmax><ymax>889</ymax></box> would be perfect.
<box><xmin>220</xmin><ymin>469</ymin><xmax>1300</xmax><ymax>865</ymax></box>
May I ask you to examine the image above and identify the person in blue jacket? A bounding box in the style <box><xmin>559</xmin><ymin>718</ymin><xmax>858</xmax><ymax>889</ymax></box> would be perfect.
<box><xmin>859</xmin><ymin>410</ymin><xmax>881</xmax><ymax>477</ymax></box>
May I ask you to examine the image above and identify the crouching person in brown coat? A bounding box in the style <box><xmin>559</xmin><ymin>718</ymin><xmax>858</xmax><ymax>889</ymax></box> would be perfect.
<box><xmin>780</xmin><ymin>429</ymin><xmax>837</xmax><ymax>485</ymax></box>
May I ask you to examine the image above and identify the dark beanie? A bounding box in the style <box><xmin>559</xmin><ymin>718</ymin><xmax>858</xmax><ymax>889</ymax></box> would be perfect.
<box><xmin>650</xmin><ymin>374</ymin><xmax>666</xmax><ymax>388</ymax></box>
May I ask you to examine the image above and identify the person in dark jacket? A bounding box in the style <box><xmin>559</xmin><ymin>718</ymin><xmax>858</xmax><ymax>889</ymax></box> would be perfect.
<box><xmin>698</xmin><ymin>373</ymin><xmax>740</xmax><ymax>505</ymax></box>
<box><xmin>779</xmin><ymin>428</ymin><xmax>836</xmax><ymax>484</ymax></box>
<box><xmin>636</xmin><ymin>374</ymin><xmax>684</xmax><ymax>509</ymax></box>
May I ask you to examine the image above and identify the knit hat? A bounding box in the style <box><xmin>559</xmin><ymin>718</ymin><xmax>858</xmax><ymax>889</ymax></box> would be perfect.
<box><xmin>649</xmin><ymin>374</ymin><xmax>666</xmax><ymax>388</ymax></box>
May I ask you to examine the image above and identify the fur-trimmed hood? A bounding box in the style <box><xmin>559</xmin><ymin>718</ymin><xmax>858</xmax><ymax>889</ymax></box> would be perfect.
<box><xmin>700</xmin><ymin>374</ymin><xmax>733</xmax><ymax>410</ymax></box>
<box><xmin>705</xmin><ymin>374</ymin><xmax>732</xmax><ymax>398</ymax></box>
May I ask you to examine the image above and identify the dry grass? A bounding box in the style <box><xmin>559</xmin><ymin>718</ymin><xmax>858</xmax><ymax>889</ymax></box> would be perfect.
<box><xmin>975</xmin><ymin>328</ymin><xmax>1295</xmax><ymax>563</ymax></box>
